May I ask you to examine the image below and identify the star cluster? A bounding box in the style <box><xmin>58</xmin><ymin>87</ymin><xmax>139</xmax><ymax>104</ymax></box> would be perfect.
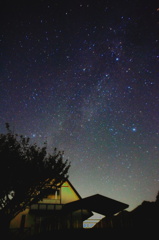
<box><xmin>0</xmin><ymin>0</ymin><xmax>159</xmax><ymax>210</ymax></box>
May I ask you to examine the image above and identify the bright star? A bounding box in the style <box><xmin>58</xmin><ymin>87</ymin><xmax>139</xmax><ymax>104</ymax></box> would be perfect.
<box><xmin>132</xmin><ymin>127</ymin><xmax>137</xmax><ymax>132</ymax></box>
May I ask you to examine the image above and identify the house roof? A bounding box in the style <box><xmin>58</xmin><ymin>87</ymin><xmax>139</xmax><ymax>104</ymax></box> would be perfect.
<box><xmin>63</xmin><ymin>194</ymin><xmax>129</xmax><ymax>216</ymax></box>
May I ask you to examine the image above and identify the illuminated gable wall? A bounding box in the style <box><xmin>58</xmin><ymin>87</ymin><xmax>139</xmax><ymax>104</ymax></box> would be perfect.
<box><xmin>61</xmin><ymin>181</ymin><xmax>81</xmax><ymax>204</ymax></box>
<box><xmin>10</xmin><ymin>180</ymin><xmax>81</xmax><ymax>230</ymax></box>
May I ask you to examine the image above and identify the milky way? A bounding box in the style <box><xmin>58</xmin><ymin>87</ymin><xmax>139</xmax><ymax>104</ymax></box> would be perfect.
<box><xmin>0</xmin><ymin>0</ymin><xmax>159</xmax><ymax>211</ymax></box>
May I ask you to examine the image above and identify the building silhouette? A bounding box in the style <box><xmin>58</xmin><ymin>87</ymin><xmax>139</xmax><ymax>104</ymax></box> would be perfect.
<box><xmin>10</xmin><ymin>180</ymin><xmax>128</xmax><ymax>234</ymax></box>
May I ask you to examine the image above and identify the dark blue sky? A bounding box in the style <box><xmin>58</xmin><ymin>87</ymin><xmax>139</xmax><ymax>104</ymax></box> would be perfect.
<box><xmin>0</xmin><ymin>0</ymin><xmax>159</xmax><ymax>210</ymax></box>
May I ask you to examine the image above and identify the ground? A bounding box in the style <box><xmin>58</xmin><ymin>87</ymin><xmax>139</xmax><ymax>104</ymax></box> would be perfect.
<box><xmin>4</xmin><ymin>227</ymin><xmax>157</xmax><ymax>240</ymax></box>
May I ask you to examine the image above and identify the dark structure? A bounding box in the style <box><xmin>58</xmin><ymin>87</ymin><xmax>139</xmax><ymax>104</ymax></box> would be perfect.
<box><xmin>10</xmin><ymin>180</ymin><xmax>128</xmax><ymax>235</ymax></box>
<box><xmin>64</xmin><ymin>194</ymin><xmax>128</xmax><ymax>216</ymax></box>
<box><xmin>94</xmin><ymin>200</ymin><xmax>159</xmax><ymax>231</ymax></box>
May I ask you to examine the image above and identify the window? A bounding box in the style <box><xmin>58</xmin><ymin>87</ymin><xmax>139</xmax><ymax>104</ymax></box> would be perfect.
<box><xmin>31</xmin><ymin>204</ymin><xmax>38</xmax><ymax>210</ymax></box>
<box><xmin>47</xmin><ymin>189</ymin><xmax>60</xmax><ymax>200</ymax></box>
<box><xmin>47</xmin><ymin>205</ymin><xmax>55</xmax><ymax>210</ymax></box>
<box><xmin>39</xmin><ymin>204</ymin><xmax>46</xmax><ymax>210</ymax></box>
<box><xmin>55</xmin><ymin>204</ymin><xmax>62</xmax><ymax>210</ymax></box>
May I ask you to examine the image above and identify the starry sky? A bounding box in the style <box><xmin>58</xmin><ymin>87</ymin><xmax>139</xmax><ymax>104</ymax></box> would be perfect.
<box><xmin>1</xmin><ymin>0</ymin><xmax>159</xmax><ymax>211</ymax></box>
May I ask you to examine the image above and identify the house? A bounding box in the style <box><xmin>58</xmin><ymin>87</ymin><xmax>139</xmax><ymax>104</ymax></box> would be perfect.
<box><xmin>10</xmin><ymin>180</ymin><xmax>128</xmax><ymax>234</ymax></box>
<box><xmin>94</xmin><ymin>200</ymin><xmax>159</xmax><ymax>232</ymax></box>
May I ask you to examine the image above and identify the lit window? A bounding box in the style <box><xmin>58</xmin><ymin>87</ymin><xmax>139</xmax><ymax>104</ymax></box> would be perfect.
<box><xmin>31</xmin><ymin>204</ymin><xmax>38</xmax><ymax>210</ymax></box>
<box><xmin>47</xmin><ymin>205</ymin><xmax>54</xmax><ymax>210</ymax></box>
<box><xmin>39</xmin><ymin>204</ymin><xmax>46</xmax><ymax>210</ymax></box>
<box><xmin>55</xmin><ymin>205</ymin><xmax>62</xmax><ymax>210</ymax></box>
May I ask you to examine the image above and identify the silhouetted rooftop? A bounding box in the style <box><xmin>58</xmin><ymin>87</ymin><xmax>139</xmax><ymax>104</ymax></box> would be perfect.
<box><xmin>63</xmin><ymin>194</ymin><xmax>129</xmax><ymax>216</ymax></box>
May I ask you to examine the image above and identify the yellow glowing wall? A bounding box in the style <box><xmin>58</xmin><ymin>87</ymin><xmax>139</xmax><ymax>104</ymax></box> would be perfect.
<box><xmin>38</xmin><ymin>181</ymin><xmax>81</xmax><ymax>205</ymax></box>
<box><xmin>61</xmin><ymin>181</ymin><xmax>81</xmax><ymax>204</ymax></box>
<box><xmin>10</xmin><ymin>208</ymin><xmax>34</xmax><ymax>229</ymax></box>
<box><xmin>10</xmin><ymin>180</ymin><xmax>81</xmax><ymax>230</ymax></box>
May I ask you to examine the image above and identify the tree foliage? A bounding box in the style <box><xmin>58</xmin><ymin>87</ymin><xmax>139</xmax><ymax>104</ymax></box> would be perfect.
<box><xmin>0</xmin><ymin>123</ymin><xmax>70</xmax><ymax>226</ymax></box>
<box><xmin>156</xmin><ymin>191</ymin><xmax>159</xmax><ymax>204</ymax></box>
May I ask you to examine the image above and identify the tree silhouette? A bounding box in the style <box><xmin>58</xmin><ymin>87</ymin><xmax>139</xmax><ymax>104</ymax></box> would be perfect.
<box><xmin>0</xmin><ymin>123</ymin><xmax>70</xmax><ymax>230</ymax></box>
<box><xmin>156</xmin><ymin>191</ymin><xmax>159</xmax><ymax>204</ymax></box>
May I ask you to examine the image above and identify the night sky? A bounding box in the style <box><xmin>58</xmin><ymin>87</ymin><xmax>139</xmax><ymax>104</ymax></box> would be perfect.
<box><xmin>1</xmin><ymin>0</ymin><xmax>159</xmax><ymax>211</ymax></box>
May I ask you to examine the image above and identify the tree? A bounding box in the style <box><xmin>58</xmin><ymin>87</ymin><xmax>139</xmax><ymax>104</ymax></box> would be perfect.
<box><xmin>0</xmin><ymin>123</ymin><xmax>70</xmax><ymax>230</ymax></box>
<box><xmin>155</xmin><ymin>191</ymin><xmax>159</xmax><ymax>204</ymax></box>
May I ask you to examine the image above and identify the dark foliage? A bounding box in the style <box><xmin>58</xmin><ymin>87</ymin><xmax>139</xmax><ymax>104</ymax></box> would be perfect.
<box><xmin>156</xmin><ymin>191</ymin><xmax>159</xmax><ymax>203</ymax></box>
<box><xmin>0</xmin><ymin>123</ymin><xmax>70</xmax><ymax>228</ymax></box>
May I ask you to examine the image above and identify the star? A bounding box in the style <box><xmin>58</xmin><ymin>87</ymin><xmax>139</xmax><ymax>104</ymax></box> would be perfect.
<box><xmin>31</xmin><ymin>134</ymin><xmax>36</xmax><ymax>138</ymax></box>
<box><xmin>0</xmin><ymin>0</ymin><xmax>159</xmax><ymax>212</ymax></box>
<box><xmin>131</xmin><ymin>127</ymin><xmax>137</xmax><ymax>132</ymax></box>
